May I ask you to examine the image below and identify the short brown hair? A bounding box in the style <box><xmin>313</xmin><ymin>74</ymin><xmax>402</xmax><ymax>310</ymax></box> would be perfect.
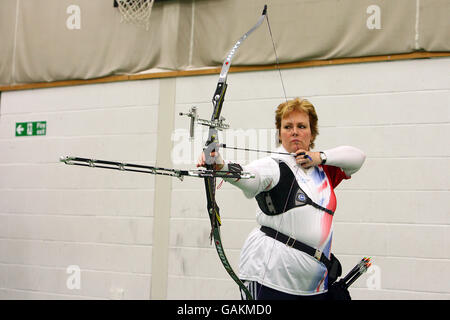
<box><xmin>275</xmin><ymin>98</ymin><xmax>319</xmax><ymax>149</ymax></box>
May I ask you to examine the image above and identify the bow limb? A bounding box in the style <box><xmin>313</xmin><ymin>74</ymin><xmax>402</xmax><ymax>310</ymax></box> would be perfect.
<box><xmin>203</xmin><ymin>5</ymin><xmax>268</xmax><ymax>301</ymax></box>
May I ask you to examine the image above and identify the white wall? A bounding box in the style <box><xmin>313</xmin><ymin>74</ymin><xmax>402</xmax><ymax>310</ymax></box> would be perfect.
<box><xmin>0</xmin><ymin>80</ymin><xmax>160</xmax><ymax>299</ymax></box>
<box><xmin>0</xmin><ymin>57</ymin><xmax>449</xmax><ymax>299</ymax></box>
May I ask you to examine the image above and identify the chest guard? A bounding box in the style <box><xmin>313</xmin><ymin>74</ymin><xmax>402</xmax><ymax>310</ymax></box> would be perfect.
<box><xmin>255</xmin><ymin>159</ymin><xmax>334</xmax><ymax>216</ymax></box>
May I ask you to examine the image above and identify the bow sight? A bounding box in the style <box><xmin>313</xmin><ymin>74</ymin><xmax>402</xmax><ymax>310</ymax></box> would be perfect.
<box><xmin>179</xmin><ymin>106</ymin><xmax>230</xmax><ymax>141</ymax></box>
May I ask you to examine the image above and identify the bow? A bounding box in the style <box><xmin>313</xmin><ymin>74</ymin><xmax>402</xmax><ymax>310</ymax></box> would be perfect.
<box><xmin>60</xmin><ymin>5</ymin><xmax>274</xmax><ymax>300</ymax></box>
<box><xmin>201</xmin><ymin>5</ymin><xmax>268</xmax><ymax>300</ymax></box>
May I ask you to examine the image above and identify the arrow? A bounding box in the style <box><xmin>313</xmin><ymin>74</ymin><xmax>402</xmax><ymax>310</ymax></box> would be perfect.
<box><xmin>16</xmin><ymin>124</ymin><xmax>24</xmax><ymax>135</ymax></box>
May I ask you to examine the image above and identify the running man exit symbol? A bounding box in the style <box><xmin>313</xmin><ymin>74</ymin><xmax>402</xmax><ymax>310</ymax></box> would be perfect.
<box><xmin>15</xmin><ymin>121</ymin><xmax>47</xmax><ymax>137</ymax></box>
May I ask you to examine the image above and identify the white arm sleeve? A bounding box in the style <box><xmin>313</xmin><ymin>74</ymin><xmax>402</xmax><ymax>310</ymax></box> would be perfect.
<box><xmin>222</xmin><ymin>157</ymin><xmax>280</xmax><ymax>199</ymax></box>
<box><xmin>323</xmin><ymin>146</ymin><xmax>366</xmax><ymax>177</ymax></box>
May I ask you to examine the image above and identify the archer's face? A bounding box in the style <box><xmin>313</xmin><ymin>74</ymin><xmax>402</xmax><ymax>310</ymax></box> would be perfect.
<box><xmin>279</xmin><ymin>110</ymin><xmax>312</xmax><ymax>153</ymax></box>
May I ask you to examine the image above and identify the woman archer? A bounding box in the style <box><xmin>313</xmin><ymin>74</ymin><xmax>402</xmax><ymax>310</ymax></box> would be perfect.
<box><xmin>197</xmin><ymin>98</ymin><xmax>365</xmax><ymax>300</ymax></box>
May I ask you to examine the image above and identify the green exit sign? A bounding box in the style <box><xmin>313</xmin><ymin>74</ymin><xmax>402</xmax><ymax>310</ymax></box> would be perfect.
<box><xmin>15</xmin><ymin>121</ymin><xmax>47</xmax><ymax>137</ymax></box>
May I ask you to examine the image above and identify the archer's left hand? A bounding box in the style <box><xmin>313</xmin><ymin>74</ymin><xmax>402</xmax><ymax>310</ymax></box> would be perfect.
<box><xmin>196</xmin><ymin>150</ymin><xmax>225</xmax><ymax>171</ymax></box>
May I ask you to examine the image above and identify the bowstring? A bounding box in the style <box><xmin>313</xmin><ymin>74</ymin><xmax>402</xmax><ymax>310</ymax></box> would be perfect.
<box><xmin>255</xmin><ymin>9</ymin><xmax>302</xmax><ymax>299</ymax></box>
<box><xmin>266</xmin><ymin>13</ymin><xmax>288</xmax><ymax>104</ymax></box>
